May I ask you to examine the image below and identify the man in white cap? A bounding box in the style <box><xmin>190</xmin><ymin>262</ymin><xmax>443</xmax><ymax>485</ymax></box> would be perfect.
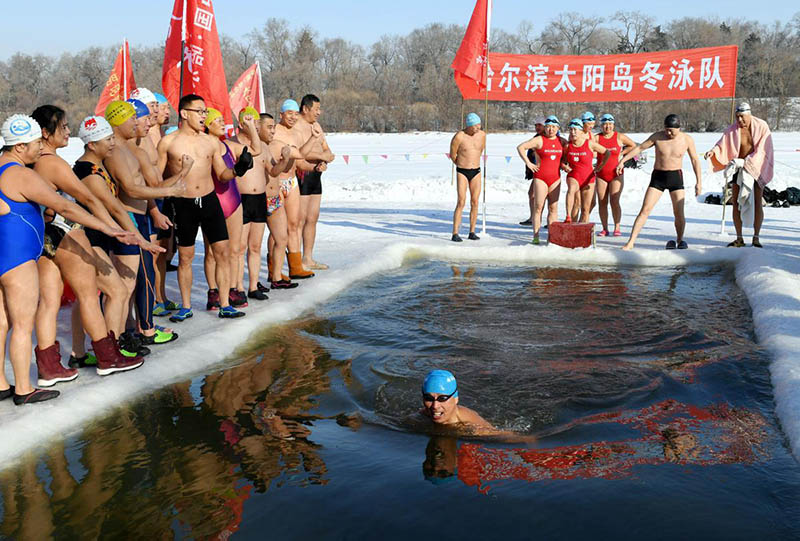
<box><xmin>449</xmin><ymin>112</ymin><xmax>486</xmax><ymax>242</ymax></box>
<box><xmin>704</xmin><ymin>102</ymin><xmax>774</xmax><ymax>247</ymax></box>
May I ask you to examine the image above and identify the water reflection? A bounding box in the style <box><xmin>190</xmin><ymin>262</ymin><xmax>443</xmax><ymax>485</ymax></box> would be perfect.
<box><xmin>0</xmin><ymin>326</ymin><xmax>348</xmax><ymax>539</ymax></box>
<box><xmin>423</xmin><ymin>399</ymin><xmax>770</xmax><ymax>495</ymax></box>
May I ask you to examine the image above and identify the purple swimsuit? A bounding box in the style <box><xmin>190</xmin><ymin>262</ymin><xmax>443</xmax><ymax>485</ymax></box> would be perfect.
<box><xmin>213</xmin><ymin>141</ymin><xmax>241</xmax><ymax>218</ymax></box>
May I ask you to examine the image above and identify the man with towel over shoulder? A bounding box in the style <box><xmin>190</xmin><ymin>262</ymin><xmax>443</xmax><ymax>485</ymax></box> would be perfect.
<box><xmin>705</xmin><ymin>102</ymin><xmax>774</xmax><ymax>248</ymax></box>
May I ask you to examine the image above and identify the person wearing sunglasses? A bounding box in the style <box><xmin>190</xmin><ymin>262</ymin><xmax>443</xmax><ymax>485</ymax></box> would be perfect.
<box><xmin>420</xmin><ymin>369</ymin><xmax>491</xmax><ymax>427</ymax></box>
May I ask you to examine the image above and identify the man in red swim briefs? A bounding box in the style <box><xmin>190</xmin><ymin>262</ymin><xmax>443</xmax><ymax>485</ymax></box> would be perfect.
<box><xmin>562</xmin><ymin>118</ymin><xmax>608</xmax><ymax>224</ymax></box>
<box><xmin>517</xmin><ymin>115</ymin><xmax>564</xmax><ymax>245</ymax></box>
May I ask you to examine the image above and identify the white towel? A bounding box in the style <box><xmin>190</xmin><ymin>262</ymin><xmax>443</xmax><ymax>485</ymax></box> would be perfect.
<box><xmin>724</xmin><ymin>160</ymin><xmax>756</xmax><ymax>226</ymax></box>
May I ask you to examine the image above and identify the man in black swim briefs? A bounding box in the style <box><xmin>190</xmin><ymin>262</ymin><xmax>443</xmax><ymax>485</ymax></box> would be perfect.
<box><xmin>617</xmin><ymin>114</ymin><xmax>702</xmax><ymax>251</ymax></box>
<box><xmin>449</xmin><ymin>113</ymin><xmax>486</xmax><ymax>242</ymax></box>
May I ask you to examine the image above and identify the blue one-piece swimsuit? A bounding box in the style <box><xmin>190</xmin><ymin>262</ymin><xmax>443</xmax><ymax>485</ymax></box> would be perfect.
<box><xmin>0</xmin><ymin>162</ymin><xmax>45</xmax><ymax>277</ymax></box>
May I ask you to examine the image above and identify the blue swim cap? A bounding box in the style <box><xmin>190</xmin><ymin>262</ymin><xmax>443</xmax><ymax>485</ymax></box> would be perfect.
<box><xmin>568</xmin><ymin>118</ymin><xmax>583</xmax><ymax>129</ymax></box>
<box><xmin>153</xmin><ymin>92</ymin><xmax>168</xmax><ymax>104</ymax></box>
<box><xmin>581</xmin><ymin>111</ymin><xmax>595</xmax><ymax>123</ymax></box>
<box><xmin>422</xmin><ymin>370</ymin><xmax>458</xmax><ymax>397</ymax></box>
<box><xmin>465</xmin><ymin>113</ymin><xmax>481</xmax><ymax>127</ymax></box>
<box><xmin>280</xmin><ymin>99</ymin><xmax>299</xmax><ymax>113</ymax></box>
<box><xmin>127</xmin><ymin>99</ymin><xmax>150</xmax><ymax>119</ymax></box>
<box><xmin>544</xmin><ymin>115</ymin><xmax>560</xmax><ymax>126</ymax></box>
<box><xmin>165</xmin><ymin>126</ymin><xmax>178</xmax><ymax>135</ymax></box>
<box><xmin>600</xmin><ymin>113</ymin><xmax>615</xmax><ymax>123</ymax></box>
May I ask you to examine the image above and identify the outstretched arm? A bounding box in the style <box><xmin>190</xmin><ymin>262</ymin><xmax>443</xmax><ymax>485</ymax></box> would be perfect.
<box><xmin>617</xmin><ymin>133</ymin><xmax>656</xmax><ymax>174</ymax></box>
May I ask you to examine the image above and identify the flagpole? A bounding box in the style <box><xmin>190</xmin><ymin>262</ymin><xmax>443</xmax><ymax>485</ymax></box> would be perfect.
<box><xmin>720</xmin><ymin>95</ymin><xmax>736</xmax><ymax>235</ymax></box>
<box><xmin>481</xmin><ymin>0</ymin><xmax>491</xmax><ymax>236</ymax></box>
<box><xmin>256</xmin><ymin>61</ymin><xmax>266</xmax><ymax>113</ymax></box>
<box><xmin>122</xmin><ymin>39</ymin><xmax>128</xmax><ymax>99</ymax></box>
<box><xmin>179</xmin><ymin>0</ymin><xmax>187</xmax><ymax>98</ymax></box>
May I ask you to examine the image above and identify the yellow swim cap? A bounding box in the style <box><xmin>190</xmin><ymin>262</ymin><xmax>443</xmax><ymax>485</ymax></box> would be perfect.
<box><xmin>105</xmin><ymin>101</ymin><xmax>136</xmax><ymax>127</ymax></box>
<box><xmin>204</xmin><ymin>107</ymin><xmax>223</xmax><ymax>127</ymax></box>
<box><xmin>238</xmin><ymin>106</ymin><xmax>260</xmax><ymax>124</ymax></box>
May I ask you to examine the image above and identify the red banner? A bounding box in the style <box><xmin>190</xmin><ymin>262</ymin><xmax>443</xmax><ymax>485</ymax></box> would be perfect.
<box><xmin>95</xmin><ymin>41</ymin><xmax>136</xmax><ymax>116</ymax></box>
<box><xmin>162</xmin><ymin>0</ymin><xmax>232</xmax><ymax>125</ymax></box>
<box><xmin>229</xmin><ymin>62</ymin><xmax>265</xmax><ymax>117</ymax></box>
<box><xmin>455</xmin><ymin>46</ymin><xmax>738</xmax><ymax>103</ymax></box>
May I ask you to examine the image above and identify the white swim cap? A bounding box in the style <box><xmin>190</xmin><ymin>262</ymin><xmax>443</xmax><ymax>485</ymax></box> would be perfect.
<box><xmin>736</xmin><ymin>102</ymin><xmax>751</xmax><ymax>114</ymax></box>
<box><xmin>534</xmin><ymin>116</ymin><xmax>546</xmax><ymax>125</ymax></box>
<box><xmin>131</xmin><ymin>87</ymin><xmax>157</xmax><ymax>105</ymax></box>
<box><xmin>1</xmin><ymin>114</ymin><xmax>43</xmax><ymax>145</ymax></box>
<box><xmin>78</xmin><ymin>116</ymin><xmax>113</xmax><ymax>144</ymax></box>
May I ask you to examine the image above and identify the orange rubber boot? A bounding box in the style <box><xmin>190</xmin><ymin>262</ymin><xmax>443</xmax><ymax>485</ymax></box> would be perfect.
<box><xmin>288</xmin><ymin>252</ymin><xmax>314</xmax><ymax>279</ymax></box>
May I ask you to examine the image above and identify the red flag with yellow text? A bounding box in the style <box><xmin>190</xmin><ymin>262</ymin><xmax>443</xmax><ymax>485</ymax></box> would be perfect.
<box><xmin>95</xmin><ymin>41</ymin><xmax>136</xmax><ymax>116</ymax></box>
<box><xmin>162</xmin><ymin>0</ymin><xmax>232</xmax><ymax>126</ymax></box>
<box><xmin>229</xmin><ymin>62</ymin><xmax>265</xmax><ymax>117</ymax></box>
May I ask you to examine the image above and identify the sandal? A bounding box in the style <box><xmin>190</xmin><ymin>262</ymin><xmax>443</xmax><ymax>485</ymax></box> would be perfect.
<box><xmin>752</xmin><ymin>237</ymin><xmax>763</xmax><ymax>248</ymax></box>
<box><xmin>727</xmin><ymin>238</ymin><xmax>745</xmax><ymax>247</ymax></box>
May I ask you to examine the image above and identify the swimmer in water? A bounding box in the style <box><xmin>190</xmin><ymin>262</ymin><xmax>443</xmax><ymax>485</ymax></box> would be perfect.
<box><xmin>420</xmin><ymin>369</ymin><xmax>492</xmax><ymax>428</ymax></box>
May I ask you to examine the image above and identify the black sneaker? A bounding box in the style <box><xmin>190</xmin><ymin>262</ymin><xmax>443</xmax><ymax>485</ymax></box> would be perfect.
<box><xmin>68</xmin><ymin>353</ymin><xmax>97</xmax><ymax>368</ymax></box>
<box><xmin>248</xmin><ymin>289</ymin><xmax>269</xmax><ymax>301</ymax></box>
<box><xmin>677</xmin><ymin>240</ymin><xmax>688</xmax><ymax>249</ymax></box>
<box><xmin>451</xmin><ymin>234</ymin><xmax>463</xmax><ymax>242</ymax></box>
<box><xmin>665</xmin><ymin>240</ymin><xmax>677</xmax><ymax>250</ymax></box>
<box><xmin>119</xmin><ymin>331</ymin><xmax>151</xmax><ymax>357</ymax></box>
<box><xmin>468</xmin><ymin>232</ymin><xmax>480</xmax><ymax>240</ymax></box>
<box><xmin>257</xmin><ymin>281</ymin><xmax>270</xmax><ymax>293</ymax></box>
<box><xmin>519</xmin><ymin>219</ymin><xmax>532</xmax><ymax>226</ymax></box>
<box><xmin>14</xmin><ymin>388</ymin><xmax>60</xmax><ymax>405</ymax></box>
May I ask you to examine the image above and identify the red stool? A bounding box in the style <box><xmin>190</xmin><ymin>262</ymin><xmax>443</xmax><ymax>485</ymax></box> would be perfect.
<box><xmin>548</xmin><ymin>222</ymin><xmax>596</xmax><ymax>249</ymax></box>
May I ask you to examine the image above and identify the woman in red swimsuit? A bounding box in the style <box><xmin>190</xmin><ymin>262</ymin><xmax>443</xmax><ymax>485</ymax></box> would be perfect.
<box><xmin>562</xmin><ymin>119</ymin><xmax>609</xmax><ymax>223</ymax></box>
<box><xmin>516</xmin><ymin>116</ymin><xmax>564</xmax><ymax>244</ymax></box>
<box><xmin>594</xmin><ymin>114</ymin><xmax>637</xmax><ymax>237</ymax></box>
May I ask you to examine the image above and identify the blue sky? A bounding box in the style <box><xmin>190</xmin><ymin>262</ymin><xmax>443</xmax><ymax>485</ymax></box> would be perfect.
<box><xmin>1</xmin><ymin>1</ymin><xmax>797</xmax><ymax>59</ymax></box>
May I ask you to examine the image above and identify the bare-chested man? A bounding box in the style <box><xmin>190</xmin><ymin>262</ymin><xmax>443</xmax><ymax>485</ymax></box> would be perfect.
<box><xmin>450</xmin><ymin>113</ymin><xmax>486</xmax><ymax>242</ymax></box>
<box><xmin>618</xmin><ymin>114</ymin><xmax>702</xmax><ymax>250</ymax></box>
<box><xmin>104</xmin><ymin>101</ymin><xmax>187</xmax><ymax>348</ymax></box>
<box><xmin>227</xmin><ymin>107</ymin><xmax>275</xmax><ymax>301</ymax></box>
<box><xmin>272</xmin><ymin>99</ymin><xmax>324</xmax><ymax>279</ymax></box>
<box><xmin>157</xmin><ymin>94</ymin><xmax>255</xmax><ymax>320</ymax></box>
<box><xmin>704</xmin><ymin>102</ymin><xmax>773</xmax><ymax>248</ymax></box>
<box><xmin>295</xmin><ymin>94</ymin><xmax>336</xmax><ymax>270</ymax></box>
<box><xmin>259</xmin><ymin>114</ymin><xmax>297</xmax><ymax>289</ymax></box>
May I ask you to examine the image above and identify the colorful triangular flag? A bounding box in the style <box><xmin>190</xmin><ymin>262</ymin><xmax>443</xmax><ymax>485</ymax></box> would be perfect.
<box><xmin>405</xmin><ymin>154</ymin><xmax>410</xmax><ymax>161</ymax></box>
<box><xmin>343</xmin><ymin>155</ymin><xmax>350</xmax><ymax>164</ymax></box>
<box><xmin>362</xmin><ymin>155</ymin><xmax>369</xmax><ymax>164</ymax></box>
<box><xmin>505</xmin><ymin>156</ymin><xmax>512</xmax><ymax>164</ymax></box>
<box><xmin>381</xmin><ymin>154</ymin><xmax>388</xmax><ymax>160</ymax></box>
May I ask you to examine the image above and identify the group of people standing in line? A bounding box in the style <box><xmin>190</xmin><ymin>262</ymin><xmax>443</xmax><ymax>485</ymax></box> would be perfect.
<box><xmin>449</xmin><ymin>102</ymin><xmax>773</xmax><ymax>250</ymax></box>
<box><xmin>0</xmin><ymin>90</ymin><xmax>334</xmax><ymax>405</ymax></box>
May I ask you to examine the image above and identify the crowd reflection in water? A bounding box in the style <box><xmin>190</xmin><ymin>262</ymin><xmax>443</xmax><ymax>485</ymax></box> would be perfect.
<box><xmin>0</xmin><ymin>324</ymin><xmax>351</xmax><ymax>539</ymax></box>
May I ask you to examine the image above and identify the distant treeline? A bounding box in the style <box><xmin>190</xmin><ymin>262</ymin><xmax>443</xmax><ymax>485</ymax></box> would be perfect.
<box><xmin>1</xmin><ymin>12</ymin><xmax>799</xmax><ymax>133</ymax></box>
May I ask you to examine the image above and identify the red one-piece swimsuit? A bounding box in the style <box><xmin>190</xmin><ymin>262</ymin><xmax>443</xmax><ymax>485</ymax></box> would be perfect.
<box><xmin>534</xmin><ymin>136</ymin><xmax>563</xmax><ymax>187</ymax></box>
<box><xmin>596</xmin><ymin>133</ymin><xmax>621</xmax><ymax>182</ymax></box>
<box><xmin>565</xmin><ymin>138</ymin><xmax>596</xmax><ymax>188</ymax></box>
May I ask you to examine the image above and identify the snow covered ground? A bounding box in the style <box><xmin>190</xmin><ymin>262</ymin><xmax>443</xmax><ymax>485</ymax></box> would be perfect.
<box><xmin>2</xmin><ymin>131</ymin><xmax>800</xmax><ymax>467</ymax></box>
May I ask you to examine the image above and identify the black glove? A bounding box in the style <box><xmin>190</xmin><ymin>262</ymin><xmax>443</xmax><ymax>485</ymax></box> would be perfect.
<box><xmin>233</xmin><ymin>146</ymin><xmax>254</xmax><ymax>177</ymax></box>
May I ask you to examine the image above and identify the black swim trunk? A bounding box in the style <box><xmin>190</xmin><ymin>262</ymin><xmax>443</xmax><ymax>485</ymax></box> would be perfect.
<box><xmin>85</xmin><ymin>227</ymin><xmax>114</xmax><ymax>253</ymax></box>
<box><xmin>170</xmin><ymin>191</ymin><xmax>229</xmax><ymax>247</ymax></box>
<box><xmin>648</xmin><ymin>170</ymin><xmax>684</xmax><ymax>192</ymax></box>
<box><xmin>241</xmin><ymin>192</ymin><xmax>267</xmax><ymax>224</ymax></box>
<box><xmin>456</xmin><ymin>167</ymin><xmax>481</xmax><ymax>182</ymax></box>
<box><xmin>299</xmin><ymin>170</ymin><xmax>323</xmax><ymax>196</ymax></box>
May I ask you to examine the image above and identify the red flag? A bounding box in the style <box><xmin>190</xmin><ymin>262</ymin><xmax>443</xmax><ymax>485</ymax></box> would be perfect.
<box><xmin>95</xmin><ymin>40</ymin><xmax>136</xmax><ymax>116</ymax></box>
<box><xmin>451</xmin><ymin>0</ymin><xmax>492</xmax><ymax>89</ymax></box>
<box><xmin>229</xmin><ymin>62</ymin><xmax>265</xmax><ymax>116</ymax></box>
<box><xmin>162</xmin><ymin>0</ymin><xmax>232</xmax><ymax>126</ymax></box>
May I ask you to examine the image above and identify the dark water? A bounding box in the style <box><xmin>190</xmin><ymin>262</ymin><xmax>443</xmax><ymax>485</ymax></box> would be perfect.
<box><xmin>2</xmin><ymin>260</ymin><xmax>799</xmax><ymax>540</ymax></box>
